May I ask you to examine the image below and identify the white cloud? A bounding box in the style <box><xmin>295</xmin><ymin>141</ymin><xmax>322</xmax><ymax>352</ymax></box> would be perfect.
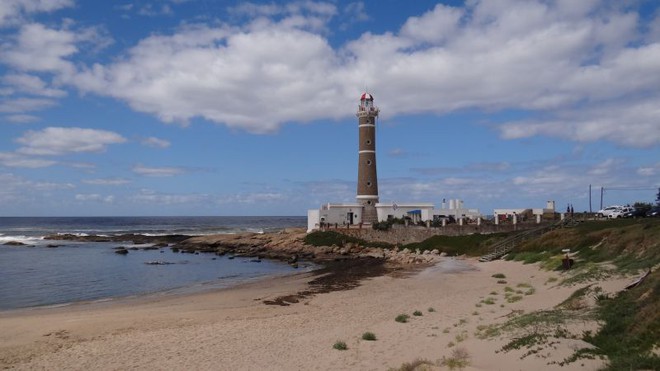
<box><xmin>5</xmin><ymin>114</ymin><xmax>39</xmax><ymax>123</ymax></box>
<box><xmin>61</xmin><ymin>1</ymin><xmax>660</xmax><ymax>147</ymax></box>
<box><xmin>0</xmin><ymin>97</ymin><xmax>55</xmax><ymax>113</ymax></box>
<box><xmin>129</xmin><ymin>189</ymin><xmax>209</xmax><ymax>204</ymax></box>
<box><xmin>15</xmin><ymin>127</ymin><xmax>127</xmax><ymax>156</ymax></box>
<box><xmin>3</xmin><ymin>73</ymin><xmax>67</xmax><ymax>97</ymax></box>
<box><xmin>132</xmin><ymin>164</ymin><xmax>184</xmax><ymax>177</ymax></box>
<box><xmin>75</xmin><ymin>193</ymin><xmax>114</xmax><ymax>203</ymax></box>
<box><xmin>141</xmin><ymin>136</ymin><xmax>171</xmax><ymax>148</ymax></box>
<box><xmin>0</xmin><ymin>0</ymin><xmax>73</xmax><ymax>27</ymax></box>
<box><xmin>2</xmin><ymin>23</ymin><xmax>78</xmax><ymax>75</ymax></box>
<box><xmin>0</xmin><ymin>152</ymin><xmax>56</xmax><ymax>168</ymax></box>
<box><xmin>82</xmin><ymin>178</ymin><xmax>131</xmax><ymax>186</ymax></box>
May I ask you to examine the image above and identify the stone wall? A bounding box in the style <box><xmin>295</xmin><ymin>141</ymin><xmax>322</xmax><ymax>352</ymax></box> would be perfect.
<box><xmin>329</xmin><ymin>222</ymin><xmax>550</xmax><ymax>245</ymax></box>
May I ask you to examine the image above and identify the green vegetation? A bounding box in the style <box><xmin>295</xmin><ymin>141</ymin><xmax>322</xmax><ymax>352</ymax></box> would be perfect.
<box><xmin>570</xmin><ymin>270</ymin><xmax>660</xmax><ymax>370</ymax></box>
<box><xmin>401</xmin><ymin>232</ymin><xmax>513</xmax><ymax>256</ymax></box>
<box><xmin>395</xmin><ymin>314</ymin><xmax>410</xmax><ymax>323</ymax></box>
<box><xmin>481</xmin><ymin>297</ymin><xmax>496</xmax><ymax>305</ymax></box>
<box><xmin>440</xmin><ymin>347</ymin><xmax>471</xmax><ymax>370</ymax></box>
<box><xmin>388</xmin><ymin>358</ymin><xmax>435</xmax><ymax>371</ymax></box>
<box><xmin>361</xmin><ymin>332</ymin><xmax>377</xmax><ymax>341</ymax></box>
<box><xmin>413</xmin><ymin>310</ymin><xmax>423</xmax><ymax>316</ymax></box>
<box><xmin>303</xmin><ymin>231</ymin><xmax>393</xmax><ymax>249</ymax></box>
<box><xmin>428</xmin><ymin>307</ymin><xmax>435</xmax><ymax>312</ymax></box>
<box><xmin>491</xmin><ymin>273</ymin><xmax>506</xmax><ymax>278</ymax></box>
<box><xmin>333</xmin><ymin>340</ymin><xmax>347</xmax><ymax>350</ymax></box>
<box><xmin>506</xmin><ymin>219</ymin><xmax>660</xmax><ymax>273</ymax></box>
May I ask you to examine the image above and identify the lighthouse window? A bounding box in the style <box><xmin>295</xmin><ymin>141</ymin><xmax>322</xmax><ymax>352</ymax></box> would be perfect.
<box><xmin>367</xmin><ymin>181</ymin><xmax>372</xmax><ymax>187</ymax></box>
<box><xmin>367</xmin><ymin>160</ymin><xmax>372</xmax><ymax>166</ymax></box>
<box><xmin>366</xmin><ymin>140</ymin><xmax>371</xmax><ymax>145</ymax></box>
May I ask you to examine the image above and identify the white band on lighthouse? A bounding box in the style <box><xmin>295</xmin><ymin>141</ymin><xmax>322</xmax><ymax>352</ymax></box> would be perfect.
<box><xmin>356</xmin><ymin>195</ymin><xmax>379</xmax><ymax>199</ymax></box>
<box><xmin>359</xmin><ymin>150</ymin><xmax>375</xmax><ymax>154</ymax></box>
<box><xmin>359</xmin><ymin>123</ymin><xmax>375</xmax><ymax>128</ymax></box>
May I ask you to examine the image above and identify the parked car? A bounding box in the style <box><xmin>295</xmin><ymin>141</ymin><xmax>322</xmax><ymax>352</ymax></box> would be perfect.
<box><xmin>646</xmin><ymin>206</ymin><xmax>660</xmax><ymax>217</ymax></box>
<box><xmin>597</xmin><ymin>205</ymin><xmax>622</xmax><ymax>218</ymax></box>
<box><xmin>623</xmin><ymin>208</ymin><xmax>646</xmax><ymax>218</ymax></box>
<box><xmin>609</xmin><ymin>206</ymin><xmax>634</xmax><ymax>219</ymax></box>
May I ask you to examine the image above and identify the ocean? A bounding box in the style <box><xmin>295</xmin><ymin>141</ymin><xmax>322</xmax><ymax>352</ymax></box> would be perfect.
<box><xmin>0</xmin><ymin>216</ymin><xmax>308</xmax><ymax>311</ymax></box>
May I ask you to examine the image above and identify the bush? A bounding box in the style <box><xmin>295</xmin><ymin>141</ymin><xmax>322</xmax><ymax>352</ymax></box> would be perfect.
<box><xmin>333</xmin><ymin>340</ymin><xmax>348</xmax><ymax>350</ymax></box>
<box><xmin>395</xmin><ymin>314</ymin><xmax>410</xmax><ymax>323</ymax></box>
<box><xmin>413</xmin><ymin>310</ymin><xmax>423</xmax><ymax>316</ymax></box>
<box><xmin>492</xmin><ymin>273</ymin><xmax>506</xmax><ymax>279</ymax></box>
<box><xmin>428</xmin><ymin>307</ymin><xmax>436</xmax><ymax>312</ymax></box>
<box><xmin>441</xmin><ymin>347</ymin><xmax>471</xmax><ymax>370</ymax></box>
<box><xmin>362</xmin><ymin>332</ymin><xmax>377</xmax><ymax>341</ymax></box>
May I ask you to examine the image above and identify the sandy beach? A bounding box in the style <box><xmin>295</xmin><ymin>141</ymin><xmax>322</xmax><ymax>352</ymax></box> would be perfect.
<box><xmin>0</xmin><ymin>258</ymin><xmax>630</xmax><ymax>370</ymax></box>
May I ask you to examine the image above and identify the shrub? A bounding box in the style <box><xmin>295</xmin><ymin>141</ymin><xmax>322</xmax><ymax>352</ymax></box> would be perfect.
<box><xmin>428</xmin><ymin>307</ymin><xmax>436</xmax><ymax>312</ymax></box>
<box><xmin>497</xmin><ymin>280</ymin><xmax>507</xmax><ymax>284</ymax></box>
<box><xmin>413</xmin><ymin>310</ymin><xmax>423</xmax><ymax>316</ymax></box>
<box><xmin>441</xmin><ymin>347</ymin><xmax>471</xmax><ymax>370</ymax></box>
<box><xmin>362</xmin><ymin>332</ymin><xmax>377</xmax><ymax>341</ymax></box>
<box><xmin>333</xmin><ymin>340</ymin><xmax>347</xmax><ymax>350</ymax></box>
<box><xmin>492</xmin><ymin>273</ymin><xmax>506</xmax><ymax>279</ymax></box>
<box><xmin>388</xmin><ymin>358</ymin><xmax>434</xmax><ymax>371</ymax></box>
<box><xmin>395</xmin><ymin>314</ymin><xmax>410</xmax><ymax>323</ymax></box>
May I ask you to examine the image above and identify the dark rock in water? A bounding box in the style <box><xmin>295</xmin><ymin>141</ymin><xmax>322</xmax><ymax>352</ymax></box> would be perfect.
<box><xmin>228</xmin><ymin>256</ymin><xmax>235</xmax><ymax>260</ymax></box>
<box><xmin>130</xmin><ymin>247</ymin><xmax>139</xmax><ymax>250</ymax></box>
<box><xmin>46</xmin><ymin>244</ymin><xmax>60</xmax><ymax>248</ymax></box>
<box><xmin>290</xmin><ymin>263</ymin><xmax>299</xmax><ymax>269</ymax></box>
<box><xmin>142</xmin><ymin>246</ymin><xmax>159</xmax><ymax>250</ymax></box>
<box><xmin>160</xmin><ymin>251</ymin><xmax>164</xmax><ymax>253</ymax></box>
<box><xmin>113</xmin><ymin>246</ymin><xmax>128</xmax><ymax>250</ymax></box>
<box><xmin>171</xmin><ymin>247</ymin><xmax>180</xmax><ymax>253</ymax></box>
<box><xmin>4</xmin><ymin>241</ymin><xmax>26</xmax><ymax>246</ymax></box>
<box><xmin>144</xmin><ymin>261</ymin><xmax>174</xmax><ymax>265</ymax></box>
<box><xmin>250</xmin><ymin>259</ymin><xmax>262</xmax><ymax>263</ymax></box>
<box><xmin>212</xmin><ymin>257</ymin><xmax>217</xmax><ymax>260</ymax></box>
<box><xmin>288</xmin><ymin>254</ymin><xmax>298</xmax><ymax>264</ymax></box>
<box><xmin>115</xmin><ymin>248</ymin><xmax>129</xmax><ymax>255</ymax></box>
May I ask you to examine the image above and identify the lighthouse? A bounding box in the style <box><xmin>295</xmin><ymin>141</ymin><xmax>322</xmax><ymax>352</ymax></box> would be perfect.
<box><xmin>356</xmin><ymin>92</ymin><xmax>379</xmax><ymax>223</ymax></box>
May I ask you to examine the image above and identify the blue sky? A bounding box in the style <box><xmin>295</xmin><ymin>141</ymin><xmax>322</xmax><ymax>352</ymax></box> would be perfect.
<box><xmin>0</xmin><ymin>0</ymin><xmax>659</xmax><ymax>216</ymax></box>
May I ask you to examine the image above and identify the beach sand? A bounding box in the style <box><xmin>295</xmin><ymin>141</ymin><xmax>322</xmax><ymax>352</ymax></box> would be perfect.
<box><xmin>0</xmin><ymin>258</ymin><xmax>629</xmax><ymax>370</ymax></box>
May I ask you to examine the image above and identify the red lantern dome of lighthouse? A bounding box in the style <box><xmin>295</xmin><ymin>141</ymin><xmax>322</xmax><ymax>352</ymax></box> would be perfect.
<box><xmin>360</xmin><ymin>92</ymin><xmax>374</xmax><ymax>101</ymax></box>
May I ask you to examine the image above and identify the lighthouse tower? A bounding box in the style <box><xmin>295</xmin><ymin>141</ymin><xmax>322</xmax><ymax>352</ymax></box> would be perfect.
<box><xmin>356</xmin><ymin>92</ymin><xmax>379</xmax><ymax>223</ymax></box>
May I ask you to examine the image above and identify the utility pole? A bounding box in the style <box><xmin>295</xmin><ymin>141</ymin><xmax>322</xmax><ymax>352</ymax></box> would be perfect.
<box><xmin>600</xmin><ymin>187</ymin><xmax>604</xmax><ymax>210</ymax></box>
<box><xmin>589</xmin><ymin>184</ymin><xmax>592</xmax><ymax>213</ymax></box>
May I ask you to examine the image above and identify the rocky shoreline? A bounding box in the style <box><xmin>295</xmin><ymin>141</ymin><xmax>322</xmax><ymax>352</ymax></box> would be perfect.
<box><xmin>41</xmin><ymin>228</ymin><xmax>442</xmax><ymax>266</ymax></box>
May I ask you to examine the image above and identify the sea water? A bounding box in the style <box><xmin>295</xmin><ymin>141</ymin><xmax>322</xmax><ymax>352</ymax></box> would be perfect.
<box><xmin>0</xmin><ymin>216</ymin><xmax>307</xmax><ymax>310</ymax></box>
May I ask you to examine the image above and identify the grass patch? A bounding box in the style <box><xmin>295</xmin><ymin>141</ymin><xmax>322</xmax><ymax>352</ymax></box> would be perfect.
<box><xmin>482</xmin><ymin>297</ymin><xmax>496</xmax><ymax>305</ymax></box>
<box><xmin>402</xmin><ymin>232</ymin><xmax>514</xmax><ymax>257</ymax></box>
<box><xmin>303</xmin><ymin>231</ymin><xmax>393</xmax><ymax>249</ymax></box>
<box><xmin>395</xmin><ymin>314</ymin><xmax>410</xmax><ymax>323</ymax></box>
<box><xmin>497</xmin><ymin>280</ymin><xmax>507</xmax><ymax>284</ymax></box>
<box><xmin>492</xmin><ymin>273</ymin><xmax>506</xmax><ymax>278</ymax></box>
<box><xmin>413</xmin><ymin>310</ymin><xmax>423</xmax><ymax>316</ymax></box>
<box><xmin>428</xmin><ymin>307</ymin><xmax>435</xmax><ymax>312</ymax></box>
<box><xmin>361</xmin><ymin>332</ymin><xmax>377</xmax><ymax>341</ymax></box>
<box><xmin>440</xmin><ymin>347</ymin><xmax>471</xmax><ymax>370</ymax></box>
<box><xmin>504</xmin><ymin>286</ymin><xmax>514</xmax><ymax>292</ymax></box>
<box><xmin>333</xmin><ymin>340</ymin><xmax>347</xmax><ymax>350</ymax></box>
<box><xmin>388</xmin><ymin>358</ymin><xmax>435</xmax><ymax>371</ymax></box>
<box><xmin>506</xmin><ymin>295</ymin><xmax>523</xmax><ymax>303</ymax></box>
<box><xmin>568</xmin><ymin>269</ymin><xmax>660</xmax><ymax>370</ymax></box>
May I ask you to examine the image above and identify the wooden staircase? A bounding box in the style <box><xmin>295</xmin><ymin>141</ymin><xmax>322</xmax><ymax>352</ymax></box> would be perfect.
<box><xmin>478</xmin><ymin>218</ymin><xmax>577</xmax><ymax>262</ymax></box>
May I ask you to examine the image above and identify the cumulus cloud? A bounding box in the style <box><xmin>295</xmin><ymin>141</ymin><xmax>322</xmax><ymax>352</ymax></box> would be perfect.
<box><xmin>132</xmin><ymin>164</ymin><xmax>185</xmax><ymax>177</ymax></box>
<box><xmin>15</xmin><ymin>127</ymin><xmax>127</xmax><ymax>155</ymax></box>
<box><xmin>57</xmin><ymin>0</ymin><xmax>658</xmax><ymax>147</ymax></box>
<box><xmin>141</xmin><ymin>136</ymin><xmax>171</xmax><ymax>148</ymax></box>
<box><xmin>0</xmin><ymin>97</ymin><xmax>55</xmax><ymax>113</ymax></box>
